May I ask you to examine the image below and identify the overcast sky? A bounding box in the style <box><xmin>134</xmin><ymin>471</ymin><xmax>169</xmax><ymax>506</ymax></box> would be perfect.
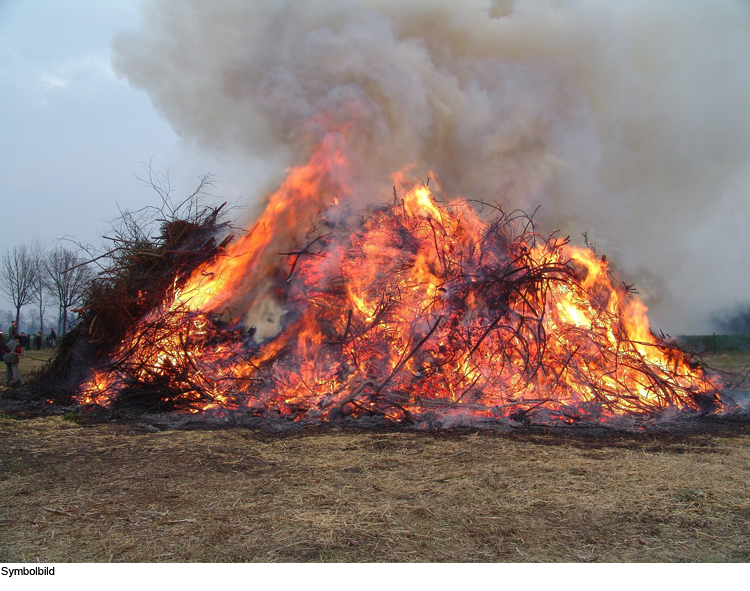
<box><xmin>0</xmin><ymin>0</ymin><xmax>269</xmax><ymax>316</ymax></box>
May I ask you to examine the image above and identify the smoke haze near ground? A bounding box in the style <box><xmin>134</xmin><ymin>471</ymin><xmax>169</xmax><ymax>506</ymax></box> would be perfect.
<box><xmin>112</xmin><ymin>0</ymin><xmax>750</xmax><ymax>334</ymax></box>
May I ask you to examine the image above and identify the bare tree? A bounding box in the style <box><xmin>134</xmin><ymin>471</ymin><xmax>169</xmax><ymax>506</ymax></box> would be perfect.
<box><xmin>1</xmin><ymin>244</ymin><xmax>39</xmax><ymax>329</ymax></box>
<box><xmin>29</xmin><ymin>240</ymin><xmax>48</xmax><ymax>335</ymax></box>
<box><xmin>43</xmin><ymin>246</ymin><xmax>93</xmax><ymax>335</ymax></box>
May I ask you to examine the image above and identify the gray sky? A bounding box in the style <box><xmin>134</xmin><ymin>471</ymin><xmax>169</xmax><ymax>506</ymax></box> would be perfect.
<box><xmin>0</xmin><ymin>0</ymin><xmax>269</xmax><ymax>317</ymax></box>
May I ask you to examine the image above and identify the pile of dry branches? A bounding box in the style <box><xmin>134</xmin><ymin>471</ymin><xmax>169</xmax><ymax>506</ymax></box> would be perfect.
<box><xmin>62</xmin><ymin>188</ymin><xmax>722</xmax><ymax>424</ymax></box>
<box><xmin>38</xmin><ymin>173</ymin><xmax>235</xmax><ymax>404</ymax></box>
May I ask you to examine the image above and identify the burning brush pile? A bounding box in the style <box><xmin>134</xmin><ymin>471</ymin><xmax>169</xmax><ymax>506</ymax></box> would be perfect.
<box><xmin>51</xmin><ymin>146</ymin><xmax>723</xmax><ymax>428</ymax></box>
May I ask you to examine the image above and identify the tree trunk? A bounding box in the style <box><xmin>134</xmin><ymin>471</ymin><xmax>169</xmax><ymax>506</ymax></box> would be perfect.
<box><xmin>39</xmin><ymin>287</ymin><xmax>44</xmax><ymax>336</ymax></box>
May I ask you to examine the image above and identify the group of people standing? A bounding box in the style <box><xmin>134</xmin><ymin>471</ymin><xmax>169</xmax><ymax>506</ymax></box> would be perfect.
<box><xmin>0</xmin><ymin>321</ymin><xmax>57</xmax><ymax>385</ymax></box>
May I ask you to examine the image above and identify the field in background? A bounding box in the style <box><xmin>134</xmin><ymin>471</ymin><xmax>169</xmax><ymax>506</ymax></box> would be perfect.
<box><xmin>682</xmin><ymin>337</ymin><xmax>750</xmax><ymax>384</ymax></box>
<box><xmin>678</xmin><ymin>334</ymin><xmax>750</xmax><ymax>355</ymax></box>
<box><xmin>0</xmin><ymin>343</ymin><xmax>749</xmax><ymax>562</ymax></box>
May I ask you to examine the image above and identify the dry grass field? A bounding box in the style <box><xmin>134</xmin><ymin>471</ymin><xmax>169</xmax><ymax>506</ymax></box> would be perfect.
<box><xmin>1</xmin><ymin>348</ymin><xmax>749</xmax><ymax>563</ymax></box>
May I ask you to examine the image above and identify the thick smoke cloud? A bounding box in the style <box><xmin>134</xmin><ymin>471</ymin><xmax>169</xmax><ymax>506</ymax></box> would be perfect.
<box><xmin>112</xmin><ymin>0</ymin><xmax>750</xmax><ymax>334</ymax></box>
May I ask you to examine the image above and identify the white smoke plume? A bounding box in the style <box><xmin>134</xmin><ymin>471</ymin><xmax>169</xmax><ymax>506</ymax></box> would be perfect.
<box><xmin>112</xmin><ymin>0</ymin><xmax>750</xmax><ymax>334</ymax></box>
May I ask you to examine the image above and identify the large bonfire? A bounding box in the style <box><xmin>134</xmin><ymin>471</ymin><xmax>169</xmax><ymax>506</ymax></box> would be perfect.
<box><xmin>72</xmin><ymin>138</ymin><xmax>722</xmax><ymax>426</ymax></box>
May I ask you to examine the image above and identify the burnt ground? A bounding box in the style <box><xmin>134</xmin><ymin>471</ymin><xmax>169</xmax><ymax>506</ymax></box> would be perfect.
<box><xmin>1</xmin><ymin>349</ymin><xmax>749</xmax><ymax>562</ymax></box>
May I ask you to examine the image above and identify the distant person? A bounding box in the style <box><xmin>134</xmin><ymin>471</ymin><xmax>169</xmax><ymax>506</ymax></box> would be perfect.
<box><xmin>3</xmin><ymin>334</ymin><xmax>22</xmax><ymax>385</ymax></box>
<box><xmin>49</xmin><ymin>327</ymin><xmax>56</xmax><ymax>348</ymax></box>
<box><xmin>35</xmin><ymin>331</ymin><xmax>42</xmax><ymax>350</ymax></box>
<box><xmin>20</xmin><ymin>332</ymin><xmax>27</xmax><ymax>349</ymax></box>
<box><xmin>8</xmin><ymin>320</ymin><xmax>19</xmax><ymax>339</ymax></box>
